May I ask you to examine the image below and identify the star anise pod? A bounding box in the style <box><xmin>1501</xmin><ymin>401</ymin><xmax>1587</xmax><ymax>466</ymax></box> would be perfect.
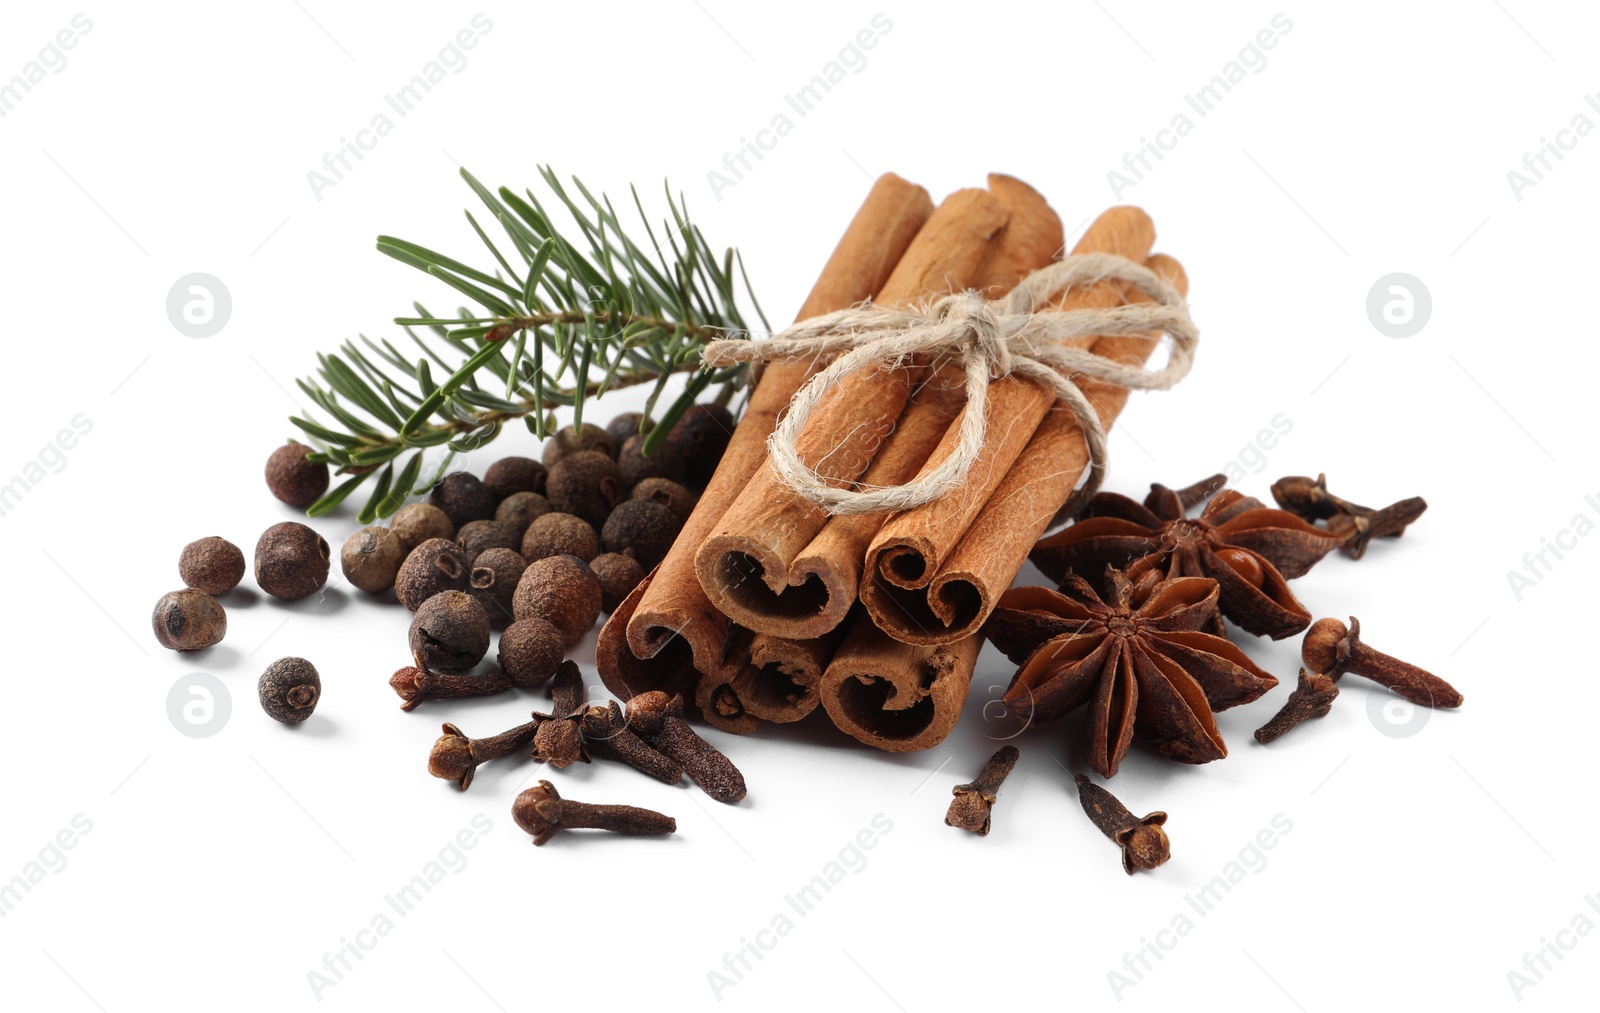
<box><xmin>1028</xmin><ymin>480</ymin><xmax>1344</xmax><ymax>640</ymax></box>
<box><xmin>984</xmin><ymin>569</ymin><xmax>1278</xmax><ymax>778</ymax></box>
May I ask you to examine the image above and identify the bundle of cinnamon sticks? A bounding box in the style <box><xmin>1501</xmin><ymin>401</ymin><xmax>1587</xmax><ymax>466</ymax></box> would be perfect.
<box><xmin>598</xmin><ymin>171</ymin><xmax>1187</xmax><ymax>751</ymax></box>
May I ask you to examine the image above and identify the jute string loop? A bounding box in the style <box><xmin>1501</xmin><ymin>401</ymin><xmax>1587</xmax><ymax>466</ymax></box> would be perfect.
<box><xmin>700</xmin><ymin>252</ymin><xmax>1198</xmax><ymax>517</ymax></box>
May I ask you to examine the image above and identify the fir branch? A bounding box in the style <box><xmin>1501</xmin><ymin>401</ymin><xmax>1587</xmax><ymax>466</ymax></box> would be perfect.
<box><xmin>292</xmin><ymin>168</ymin><xmax>762</xmax><ymax>520</ymax></box>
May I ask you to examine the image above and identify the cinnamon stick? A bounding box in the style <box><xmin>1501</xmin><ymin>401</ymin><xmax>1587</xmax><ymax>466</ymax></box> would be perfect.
<box><xmin>692</xmin><ymin>189</ymin><xmax>1009</xmax><ymax>641</ymax></box>
<box><xmin>698</xmin><ymin>627</ymin><xmax>846</xmax><ymax>726</ymax></box>
<box><xmin>818</xmin><ymin>614</ymin><xmax>984</xmax><ymax>752</ymax></box>
<box><xmin>819</xmin><ymin>249</ymin><xmax>1188</xmax><ymax>752</ymax></box>
<box><xmin>860</xmin><ymin>208</ymin><xmax>1162</xmax><ymax>645</ymax></box>
<box><xmin>596</xmin><ymin>173</ymin><xmax>933</xmax><ymax>702</ymax></box>
<box><xmin>905</xmin><ymin>250</ymin><xmax>1191</xmax><ymax>645</ymax></box>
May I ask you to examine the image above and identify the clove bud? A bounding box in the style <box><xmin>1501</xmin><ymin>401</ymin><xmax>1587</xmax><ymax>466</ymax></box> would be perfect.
<box><xmin>1075</xmin><ymin>774</ymin><xmax>1170</xmax><ymax>875</ymax></box>
<box><xmin>1302</xmin><ymin>616</ymin><xmax>1462</xmax><ymax>708</ymax></box>
<box><xmin>626</xmin><ymin>691</ymin><xmax>747</xmax><ymax>804</ymax></box>
<box><xmin>945</xmin><ymin>745</ymin><xmax>1019</xmax><ymax>835</ymax></box>
<box><xmin>512</xmin><ymin>780</ymin><xmax>676</xmax><ymax>845</ymax></box>
<box><xmin>1254</xmin><ymin>668</ymin><xmax>1340</xmax><ymax>744</ymax></box>
<box><xmin>428</xmin><ymin>718</ymin><xmax>542</xmax><ymax>790</ymax></box>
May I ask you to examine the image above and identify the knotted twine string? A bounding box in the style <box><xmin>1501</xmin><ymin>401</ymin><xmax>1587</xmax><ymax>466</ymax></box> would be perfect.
<box><xmin>700</xmin><ymin>252</ymin><xmax>1198</xmax><ymax>518</ymax></box>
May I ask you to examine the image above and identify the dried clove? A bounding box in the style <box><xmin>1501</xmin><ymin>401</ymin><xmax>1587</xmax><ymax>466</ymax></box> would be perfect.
<box><xmin>945</xmin><ymin>745</ymin><xmax>1019</xmax><ymax>835</ymax></box>
<box><xmin>428</xmin><ymin>718</ymin><xmax>542</xmax><ymax>790</ymax></box>
<box><xmin>389</xmin><ymin>660</ymin><xmax>511</xmax><ymax>711</ymax></box>
<box><xmin>626</xmin><ymin>691</ymin><xmax>747</xmax><ymax>804</ymax></box>
<box><xmin>581</xmin><ymin>701</ymin><xmax>684</xmax><ymax>784</ymax></box>
<box><xmin>529</xmin><ymin>660</ymin><xmax>589</xmax><ymax>768</ymax></box>
<box><xmin>1075</xmin><ymin>774</ymin><xmax>1170</xmax><ymax>875</ymax></box>
<box><xmin>512</xmin><ymin>780</ymin><xmax>675</xmax><ymax>845</ymax></box>
<box><xmin>1270</xmin><ymin>474</ymin><xmax>1428</xmax><ymax>559</ymax></box>
<box><xmin>1254</xmin><ymin>668</ymin><xmax>1340</xmax><ymax>744</ymax></box>
<box><xmin>1325</xmin><ymin>496</ymin><xmax>1428</xmax><ymax>559</ymax></box>
<box><xmin>1145</xmin><ymin>472</ymin><xmax>1227</xmax><ymax>514</ymax></box>
<box><xmin>1302</xmin><ymin>617</ymin><xmax>1462</xmax><ymax>708</ymax></box>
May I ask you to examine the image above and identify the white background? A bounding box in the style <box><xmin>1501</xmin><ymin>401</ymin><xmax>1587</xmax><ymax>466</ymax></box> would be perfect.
<box><xmin>1</xmin><ymin>2</ymin><xmax>1594</xmax><ymax>1010</ymax></box>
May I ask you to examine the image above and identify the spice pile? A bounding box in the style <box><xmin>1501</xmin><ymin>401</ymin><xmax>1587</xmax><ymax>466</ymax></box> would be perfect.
<box><xmin>151</xmin><ymin>404</ymin><xmax>749</xmax><ymax>843</ymax></box>
<box><xmin>148</xmin><ymin>168</ymin><xmax>1467</xmax><ymax>865</ymax></box>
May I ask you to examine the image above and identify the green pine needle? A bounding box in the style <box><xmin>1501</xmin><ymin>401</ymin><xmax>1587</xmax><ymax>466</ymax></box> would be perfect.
<box><xmin>293</xmin><ymin>168</ymin><xmax>760</xmax><ymax>521</ymax></box>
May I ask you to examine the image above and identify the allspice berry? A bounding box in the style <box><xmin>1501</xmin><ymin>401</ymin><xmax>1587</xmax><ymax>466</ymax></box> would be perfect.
<box><xmin>545</xmin><ymin>450</ymin><xmax>622</xmax><ymax>527</ymax></box>
<box><xmin>542</xmin><ymin>422</ymin><xmax>614</xmax><ymax>467</ymax></box>
<box><xmin>631</xmin><ymin>478</ymin><xmax>697</xmax><ymax>527</ymax></box>
<box><xmin>513</xmin><ymin>555</ymin><xmax>602</xmax><ymax>647</ymax></box>
<box><xmin>605</xmin><ymin>412</ymin><xmax>653</xmax><ymax>450</ymax></box>
<box><xmin>521</xmin><ymin>512</ymin><xmax>601</xmax><ymax>562</ymax></box>
<box><xmin>265</xmin><ymin>442</ymin><xmax>329</xmax><ymax>508</ymax></box>
<box><xmin>469</xmin><ymin>547</ymin><xmax>527</xmax><ymax>623</ymax></box>
<box><xmin>178</xmin><ymin>537</ymin><xmax>245</xmax><ymax>595</ymax></box>
<box><xmin>151</xmin><ymin>589</ymin><xmax>227</xmax><ymax>651</ymax></box>
<box><xmin>457</xmin><ymin>520</ymin><xmax>521</xmax><ymax>559</ymax></box>
<box><xmin>666</xmin><ymin>403</ymin><xmax>734</xmax><ymax>486</ymax></box>
<box><xmin>396</xmin><ymin>537</ymin><xmax>472</xmax><ymax>611</ymax></box>
<box><xmin>482</xmin><ymin>456</ymin><xmax>547</xmax><ymax>501</ymax></box>
<box><xmin>254</xmin><ymin>522</ymin><xmax>331</xmax><ymax>602</ymax></box>
<box><xmin>259</xmin><ymin>657</ymin><xmax>321</xmax><ymax>725</ymax></box>
<box><xmin>590</xmin><ymin>552</ymin><xmax>646</xmax><ymax>613</ymax></box>
<box><xmin>429</xmin><ymin>471</ymin><xmax>496</xmax><ymax>527</ymax></box>
<box><xmin>341</xmin><ymin>525</ymin><xmax>405</xmax><ymax>593</ymax></box>
<box><xmin>498</xmin><ymin>617</ymin><xmax>564</xmax><ymax>688</ymax></box>
<box><xmin>495</xmin><ymin>491</ymin><xmax>551</xmax><ymax>536</ymax></box>
<box><xmin>601</xmin><ymin>499</ymin><xmax>678</xmax><ymax>570</ymax></box>
<box><xmin>409</xmin><ymin>591</ymin><xmax>491</xmax><ymax>673</ymax></box>
<box><xmin>617</xmin><ymin>433</ymin><xmax>686</xmax><ymax>490</ymax></box>
<box><xmin>390</xmin><ymin>502</ymin><xmax>455</xmax><ymax>552</ymax></box>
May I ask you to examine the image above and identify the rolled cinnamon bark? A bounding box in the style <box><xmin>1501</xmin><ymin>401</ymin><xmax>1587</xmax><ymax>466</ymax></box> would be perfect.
<box><xmin>596</xmin><ymin>173</ymin><xmax>933</xmax><ymax>702</ymax></box>
<box><xmin>819</xmin><ymin>250</ymin><xmax>1189</xmax><ymax>751</ymax></box>
<box><xmin>860</xmin><ymin>209</ymin><xmax>1162</xmax><ymax>645</ymax></box>
<box><xmin>698</xmin><ymin>627</ymin><xmax>847</xmax><ymax>727</ymax></box>
<box><xmin>693</xmin><ymin>189</ymin><xmax>1009</xmax><ymax>640</ymax></box>
<box><xmin>818</xmin><ymin>613</ymin><xmax>985</xmax><ymax>752</ymax></box>
<box><xmin>870</xmin><ymin>250</ymin><xmax>1191</xmax><ymax>650</ymax></box>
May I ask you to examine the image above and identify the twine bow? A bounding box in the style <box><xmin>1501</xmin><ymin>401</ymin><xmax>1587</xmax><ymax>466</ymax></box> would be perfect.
<box><xmin>700</xmin><ymin>252</ymin><xmax>1198</xmax><ymax>517</ymax></box>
